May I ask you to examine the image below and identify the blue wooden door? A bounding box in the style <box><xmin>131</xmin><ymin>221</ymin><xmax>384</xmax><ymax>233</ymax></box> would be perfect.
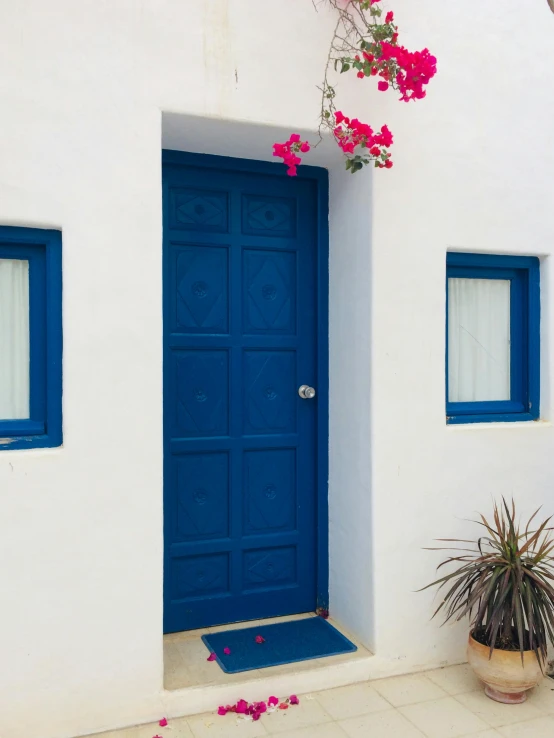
<box><xmin>163</xmin><ymin>152</ymin><xmax>320</xmax><ymax>633</ymax></box>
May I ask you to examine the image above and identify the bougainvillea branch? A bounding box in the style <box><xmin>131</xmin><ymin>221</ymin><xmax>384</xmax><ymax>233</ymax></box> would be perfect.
<box><xmin>273</xmin><ymin>0</ymin><xmax>437</xmax><ymax>174</ymax></box>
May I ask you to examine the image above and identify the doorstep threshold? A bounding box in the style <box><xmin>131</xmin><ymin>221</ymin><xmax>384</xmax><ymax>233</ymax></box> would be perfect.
<box><xmin>162</xmin><ymin>615</ymin><xmax>373</xmax><ymax>719</ymax></box>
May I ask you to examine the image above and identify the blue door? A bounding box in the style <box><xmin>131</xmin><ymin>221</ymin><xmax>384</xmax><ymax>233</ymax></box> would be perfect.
<box><xmin>163</xmin><ymin>152</ymin><xmax>323</xmax><ymax>633</ymax></box>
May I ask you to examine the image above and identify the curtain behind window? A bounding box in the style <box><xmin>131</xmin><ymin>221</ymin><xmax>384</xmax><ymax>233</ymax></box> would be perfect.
<box><xmin>448</xmin><ymin>278</ymin><xmax>511</xmax><ymax>403</ymax></box>
<box><xmin>0</xmin><ymin>259</ymin><xmax>30</xmax><ymax>419</ymax></box>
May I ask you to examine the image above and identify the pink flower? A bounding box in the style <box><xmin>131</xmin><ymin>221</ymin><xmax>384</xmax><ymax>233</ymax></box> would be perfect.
<box><xmin>255</xmin><ymin>701</ymin><xmax>267</xmax><ymax>713</ymax></box>
<box><xmin>357</xmin><ymin>71</ymin><xmax>364</xmax><ymax>79</ymax></box>
<box><xmin>236</xmin><ymin>699</ymin><xmax>248</xmax><ymax>714</ymax></box>
<box><xmin>385</xmin><ymin>11</ymin><xmax>394</xmax><ymax>22</ymax></box>
<box><xmin>255</xmin><ymin>635</ymin><xmax>266</xmax><ymax>644</ymax></box>
<box><xmin>290</xmin><ymin>695</ymin><xmax>300</xmax><ymax>705</ymax></box>
<box><xmin>158</xmin><ymin>718</ymin><xmax>168</xmax><ymax>727</ymax></box>
<box><xmin>207</xmin><ymin>652</ymin><xmax>217</xmax><ymax>661</ymax></box>
<box><xmin>252</xmin><ymin>712</ymin><xmax>261</xmax><ymax>721</ymax></box>
<box><xmin>273</xmin><ymin>136</ymin><xmax>310</xmax><ymax>177</ymax></box>
<box><xmin>378</xmin><ymin>81</ymin><xmax>389</xmax><ymax>92</ymax></box>
<box><xmin>385</xmin><ymin>159</ymin><xmax>393</xmax><ymax>168</ymax></box>
<box><xmin>217</xmin><ymin>706</ymin><xmax>228</xmax><ymax>716</ymax></box>
<box><xmin>223</xmin><ymin>647</ymin><xmax>231</xmax><ymax>655</ymax></box>
<box><xmin>268</xmin><ymin>695</ymin><xmax>279</xmax><ymax>706</ymax></box>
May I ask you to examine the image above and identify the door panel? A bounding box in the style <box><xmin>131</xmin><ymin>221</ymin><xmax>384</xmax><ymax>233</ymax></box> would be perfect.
<box><xmin>163</xmin><ymin>156</ymin><xmax>319</xmax><ymax>633</ymax></box>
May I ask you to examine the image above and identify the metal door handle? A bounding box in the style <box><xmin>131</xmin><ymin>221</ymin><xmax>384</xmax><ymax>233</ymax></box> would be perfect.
<box><xmin>298</xmin><ymin>385</ymin><xmax>316</xmax><ymax>399</ymax></box>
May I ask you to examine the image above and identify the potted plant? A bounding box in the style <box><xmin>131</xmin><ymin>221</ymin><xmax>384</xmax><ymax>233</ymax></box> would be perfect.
<box><xmin>422</xmin><ymin>499</ymin><xmax>554</xmax><ymax>703</ymax></box>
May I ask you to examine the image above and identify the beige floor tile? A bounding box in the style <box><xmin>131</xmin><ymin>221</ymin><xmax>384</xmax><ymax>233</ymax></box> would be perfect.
<box><xmin>164</xmin><ymin>627</ymin><xmax>211</xmax><ymax>643</ymax></box>
<box><xmin>372</xmin><ymin>673</ymin><xmax>448</xmax><ymax>707</ymax></box>
<box><xmin>527</xmin><ymin>679</ymin><xmax>554</xmax><ymax>713</ymax></box>
<box><xmin>399</xmin><ymin>696</ymin><xmax>489</xmax><ymax>738</ymax></box>
<box><xmin>276</xmin><ymin>724</ymin><xmax>349</xmax><ymax>738</ymax></box>
<box><xmin>456</xmin><ymin>689</ymin><xmax>545</xmax><ymax>727</ymax></box>
<box><xmin>263</xmin><ymin>700</ymin><xmax>332</xmax><ymax>734</ymax></box>
<box><xmin>425</xmin><ymin>664</ymin><xmax>482</xmax><ymax>696</ymax></box>
<box><xmin>170</xmin><ymin>638</ymin><xmax>259</xmax><ymax>688</ymax></box>
<box><xmin>89</xmin><ymin>720</ymin><xmax>194</xmax><ymax>738</ymax></box>
<box><xmin>458</xmin><ymin>731</ymin><xmax>503</xmax><ymax>737</ymax></box>
<box><xmin>130</xmin><ymin>719</ymin><xmax>194</xmax><ymax>738</ymax></box>
<box><xmin>498</xmin><ymin>715</ymin><xmax>554</xmax><ymax>737</ymax></box>
<box><xmin>187</xmin><ymin>712</ymin><xmax>268</xmax><ymax>738</ymax></box>
<box><xmin>339</xmin><ymin>708</ymin><xmax>426</xmax><ymax>738</ymax></box>
<box><xmin>164</xmin><ymin>639</ymin><xmax>185</xmax><ymax>671</ymax></box>
<box><xmin>208</xmin><ymin>613</ymin><xmax>315</xmax><ymax>634</ymax></box>
<box><xmin>314</xmin><ymin>682</ymin><xmax>391</xmax><ymax>719</ymax></box>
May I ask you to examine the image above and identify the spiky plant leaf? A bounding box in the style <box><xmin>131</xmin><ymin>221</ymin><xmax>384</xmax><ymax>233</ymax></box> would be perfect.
<box><xmin>420</xmin><ymin>499</ymin><xmax>554</xmax><ymax>667</ymax></box>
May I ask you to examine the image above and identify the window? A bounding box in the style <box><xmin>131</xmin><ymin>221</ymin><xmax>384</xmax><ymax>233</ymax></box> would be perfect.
<box><xmin>446</xmin><ymin>253</ymin><xmax>539</xmax><ymax>424</ymax></box>
<box><xmin>0</xmin><ymin>227</ymin><xmax>62</xmax><ymax>449</ymax></box>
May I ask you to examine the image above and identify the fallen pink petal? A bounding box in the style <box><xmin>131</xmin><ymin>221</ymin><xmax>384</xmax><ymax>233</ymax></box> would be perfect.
<box><xmin>268</xmin><ymin>695</ymin><xmax>279</xmax><ymax>706</ymax></box>
<box><xmin>207</xmin><ymin>652</ymin><xmax>217</xmax><ymax>661</ymax></box>
<box><xmin>217</xmin><ymin>706</ymin><xmax>228</xmax><ymax>716</ymax></box>
<box><xmin>158</xmin><ymin>718</ymin><xmax>168</xmax><ymax>727</ymax></box>
<box><xmin>289</xmin><ymin>694</ymin><xmax>299</xmax><ymax>705</ymax></box>
<box><xmin>252</xmin><ymin>711</ymin><xmax>261</xmax><ymax>721</ymax></box>
<box><xmin>236</xmin><ymin>699</ymin><xmax>248</xmax><ymax>714</ymax></box>
<box><xmin>223</xmin><ymin>647</ymin><xmax>231</xmax><ymax>655</ymax></box>
<box><xmin>255</xmin><ymin>634</ymin><xmax>265</xmax><ymax>643</ymax></box>
<box><xmin>278</xmin><ymin>703</ymin><xmax>289</xmax><ymax>710</ymax></box>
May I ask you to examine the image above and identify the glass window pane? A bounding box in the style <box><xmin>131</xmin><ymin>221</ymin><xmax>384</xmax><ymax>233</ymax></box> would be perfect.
<box><xmin>448</xmin><ymin>277</ymin><xmax>511</xmax><ymax>402</ymax></box>
<box><xmin>0</xmin><ymin>258</ymin><xmax>30</xmax><ymax>419</ymax></box>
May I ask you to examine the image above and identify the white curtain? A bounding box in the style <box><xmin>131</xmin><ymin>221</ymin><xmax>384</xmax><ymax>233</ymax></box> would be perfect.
<box><xmin>0</xmin><ymin>259</ymin><xmax>30</xmax><ymax>419</ymax></box>
<box><xmin>448</xmin><ymin>278</ymin><xmax>511</xmax><ymax>402</ymax></box>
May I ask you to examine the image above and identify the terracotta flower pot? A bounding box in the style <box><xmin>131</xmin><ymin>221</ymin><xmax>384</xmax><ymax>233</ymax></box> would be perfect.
<box><xmin>467</xmin><ymin>632</ymin><xmax>544</xmax><ymax>704</ymax></box>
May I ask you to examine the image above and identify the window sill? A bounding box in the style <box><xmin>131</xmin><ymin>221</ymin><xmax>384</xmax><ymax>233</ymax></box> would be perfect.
<box><xmin>0</xmin><ymin>433</ymin><xmax>62</xmax><ymax>450</ymax></box>
<box><xmin>446</xmin><ymin>418</ymin><xmax>550</xmax><ymax>431</ymax></box>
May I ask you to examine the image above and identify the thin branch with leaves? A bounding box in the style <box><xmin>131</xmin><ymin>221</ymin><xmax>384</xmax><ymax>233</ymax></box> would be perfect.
<box><xmin>273</xmin><ymin>0</ymin><xmax>437</xmax><ymax>175</ymax></box>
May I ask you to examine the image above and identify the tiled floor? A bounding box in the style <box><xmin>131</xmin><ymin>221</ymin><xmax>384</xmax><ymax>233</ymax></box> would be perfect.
<box><xmin>163</xmin><ymin>614</ymin><xmax>371</xmax><ymax>690</ymax></box>
<box><xmin>86</xmin><ymin>665</ymin><xmax>554</xmax><ymax>738</ymax></box>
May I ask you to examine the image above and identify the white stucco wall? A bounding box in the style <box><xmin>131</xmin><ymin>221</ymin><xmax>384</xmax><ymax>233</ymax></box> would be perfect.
<box><xmin>1</xmin><ymin>1</ymin><xmax>554</xmax><ymax>737</ymax></box>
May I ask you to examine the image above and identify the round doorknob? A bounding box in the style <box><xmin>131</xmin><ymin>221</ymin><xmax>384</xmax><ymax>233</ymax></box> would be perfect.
<box><xmin>298</xmin><ymin>385</ymin><xmax>316</xmax><ymax>399</ymax></box>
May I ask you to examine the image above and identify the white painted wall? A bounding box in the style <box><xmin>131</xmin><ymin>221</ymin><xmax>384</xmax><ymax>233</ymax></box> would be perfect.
<box><xmin>1</xmin><ymin>1</ymin><xmax>554</xmax><ymax>737</ymax></box>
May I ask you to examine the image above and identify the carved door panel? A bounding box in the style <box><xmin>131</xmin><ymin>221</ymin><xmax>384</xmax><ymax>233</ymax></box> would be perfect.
<box><xmin>163</xmin><ymin>154</ymin><xmax>318</xmax><ymax>632</ymax></box>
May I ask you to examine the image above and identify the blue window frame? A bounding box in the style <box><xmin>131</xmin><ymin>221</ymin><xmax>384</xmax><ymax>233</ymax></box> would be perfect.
<box><xmin>0</xmin><ymin>227</ymin><xmax>62</xmax><ymax>449</ymax></box>
<box><xmin>446</xmin><ymin>253</ymin><xmax>540</xmax><ymax>425</ymax></box>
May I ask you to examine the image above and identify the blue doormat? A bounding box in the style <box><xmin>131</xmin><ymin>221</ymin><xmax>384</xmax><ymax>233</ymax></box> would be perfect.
<box><xmin>201</xmin><ymin>616</ymin><xmax>357</xmax><ymax>673</ymax></box>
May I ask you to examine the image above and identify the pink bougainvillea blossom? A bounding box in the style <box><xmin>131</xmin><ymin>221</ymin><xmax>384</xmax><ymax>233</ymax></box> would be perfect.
<box><xmin>158</xmin><ymin>717</ymin><xmax>168</xmax><ymax>727</ymax></box>
<box><xmin>272</xmin><ymin>134</ymin><xmax>310</xmax><ymax>176</ymax></box>
<box><xmin>273</xmin><ymin>0</ymin><xmax>436</xmax><ymax>175</ymax></box>
<box><xmin>223</xmin><ymin>647</ymin><xmax>231</xmax><ymax>655</ymax></box>
<box><xmin>235</xmin><ymin>699</ymin><xmax>248</xmax><ymax>714</ymax></box>
<box><xmin>207</xmin><ymin>652</ymin><xmax>217</xmax><ymax>662</ymax></box>
<box><xmin>379</xmin><ymin>42</ymin><xmax>437</xmax><ymax>102</ymax></box>
<box><xmin>255</xmin><ymin>635</ymin><xmax>266</xmax><ymax>644</ymax></box>
<box><xmin>218</xmin><ymin>695</ymin><xmax>299</xmax><ymax>723</ymax></box>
